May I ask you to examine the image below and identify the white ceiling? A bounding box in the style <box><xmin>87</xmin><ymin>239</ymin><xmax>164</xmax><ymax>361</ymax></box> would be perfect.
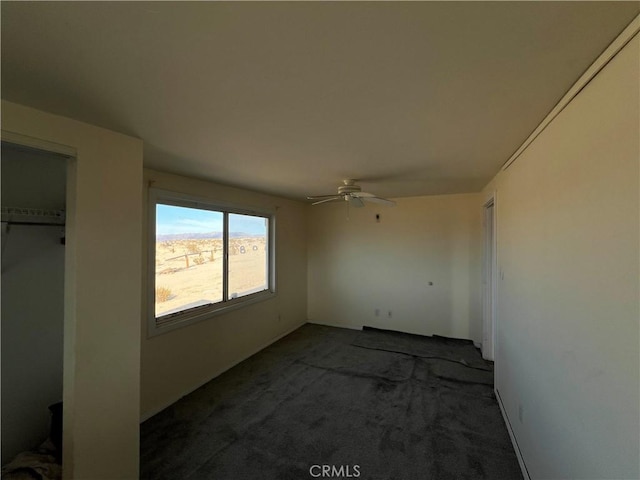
<box><xmin>2</xmin><ymin>2</ymin><xmax>638</xmax><ymax>201</ymax></box>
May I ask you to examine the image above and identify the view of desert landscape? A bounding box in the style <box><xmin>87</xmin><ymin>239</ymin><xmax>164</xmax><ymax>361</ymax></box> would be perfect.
<box><xmin>155</xmin><ymin>237</ymin><xmax>268</xmax><ymax>317</ymax></box>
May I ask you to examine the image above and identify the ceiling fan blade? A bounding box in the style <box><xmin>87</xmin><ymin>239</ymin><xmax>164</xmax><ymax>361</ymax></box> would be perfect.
<box><xmin>361</xmin><ymin>196</ymin><xmax>396</xmax><ymax>207</ymax></box>
<box><xmin>307</xmin><ymin>194</ymin><xmax>340</xmax><ymax>200</ymax></box>
<box><xmin>351</xmin><ymin>191</ymin><xmax>375</xmax><ymax>198</ymax></box>
<box><xmin>349</xmin><ymin>195</ymin><xmax>365</xmax><ymax>208</ymax></box>
<box><xmin>311</xmin><ymin>196</ymin><xmax>342</xmax><ymax>205</ymax></box>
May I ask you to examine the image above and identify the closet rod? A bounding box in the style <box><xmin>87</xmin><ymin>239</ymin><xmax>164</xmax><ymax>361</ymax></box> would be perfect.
<box><xmin>3</xmin><ymin>221</ymin><xmax>65</xmax><ymax>227</ymax></box>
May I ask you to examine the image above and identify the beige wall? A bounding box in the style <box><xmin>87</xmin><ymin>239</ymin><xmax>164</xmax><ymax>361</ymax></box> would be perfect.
<box><xmin>140</xmin><ymin>170</ymin><xmax>308</xmax><ymax>418</ymax></box>
<box><xmin>307</xmin><ymin>193</ymin><xmax>483</xmax><ymax>342</ymax></box>
<box><xmin>485</xmin><ymin>35</ymin><xmax>639</xmax><ymax>479</ymax></box>
<box><xmin>1</xmin><ymin>101</ymin><xmax>143</xmax><ymax>478</ymax></box>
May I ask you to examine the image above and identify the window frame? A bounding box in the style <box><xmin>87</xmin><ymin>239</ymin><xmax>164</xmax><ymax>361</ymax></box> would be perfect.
<box><xmin>148</xmin><ymin>188</ymin><xmax>276</xmax><ymax>336</ymax></box>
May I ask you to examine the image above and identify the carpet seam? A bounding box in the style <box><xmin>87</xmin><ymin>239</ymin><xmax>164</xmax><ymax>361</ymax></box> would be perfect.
<box><xmin>351</xmin><ymin>342</ymin><xmax>493</xmax><ymax>371</ymax></box>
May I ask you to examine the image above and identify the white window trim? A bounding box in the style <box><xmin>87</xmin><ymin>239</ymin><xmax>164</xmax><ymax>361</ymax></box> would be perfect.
<box><xmin>147</xmin><ymin>188</ymin><xmax>276</xmax><ymax>337</ymax></box>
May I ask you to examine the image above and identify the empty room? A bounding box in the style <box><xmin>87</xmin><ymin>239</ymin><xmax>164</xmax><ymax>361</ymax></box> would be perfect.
<box><xmin>1</xmin><ymin>2</ymin><xmax>638</xmax><ymax>480</ymax></box>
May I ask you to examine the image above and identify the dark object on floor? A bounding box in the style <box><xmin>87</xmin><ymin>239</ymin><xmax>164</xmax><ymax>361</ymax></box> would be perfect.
<box><xmin>140</xmin><ymin>324</ymin><xmax>522</xmax><ymax>480</ymax></box>
<box><xmin>2</xmin><ymin>467</ymin><xmax>42</xmax><ymax>480</ymax></box>
<box><xmin>1</xmin><ymin>440</ymin><xmax>61</xmax><ymax>480</ymax></box>
<box><xmin>48</xmin><ymin>402</ymin><xmax>63</xmax><ymax>463</ymax></box>
<box><xmin>2</xmin><ymin>402</ymin><xmax>63</xmax><ymax>480</ymax></box>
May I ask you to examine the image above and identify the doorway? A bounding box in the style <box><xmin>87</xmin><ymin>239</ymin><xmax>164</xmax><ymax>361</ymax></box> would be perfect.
<box><xmin>482</xmin><ymin>196</ymin><xmax>496</xmax><ymax>361</ymax></box>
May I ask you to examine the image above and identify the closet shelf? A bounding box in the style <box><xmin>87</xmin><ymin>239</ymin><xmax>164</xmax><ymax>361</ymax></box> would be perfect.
<box><xmin>1</xmin><ymin>207</ymin><xmax>66</xmax><ymax>226</ymax></box>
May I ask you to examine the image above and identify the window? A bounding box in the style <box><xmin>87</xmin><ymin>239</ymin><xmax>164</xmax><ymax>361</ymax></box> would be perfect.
<box><xmin>149</xmin><ymin>189</ymin><xmax>275</xmax><ymax>335</ymax></box>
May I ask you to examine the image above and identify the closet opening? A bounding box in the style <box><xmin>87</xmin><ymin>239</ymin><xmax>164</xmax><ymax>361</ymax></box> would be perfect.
<box><xmin>1</xmin><ymin>140</ymin><xmax>71</xmax><ymax>473</ymax></box>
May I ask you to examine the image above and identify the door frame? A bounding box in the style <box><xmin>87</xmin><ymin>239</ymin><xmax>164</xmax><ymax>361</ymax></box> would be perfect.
<box><xmin>482</xmin><ymin>193</ymin><xmax>497</xmax><ymax>361</ymax></box>
<box><xmin>1</xmin><ymin>129</ymin><xmax>76</xmax><ymax>465</ymax></box>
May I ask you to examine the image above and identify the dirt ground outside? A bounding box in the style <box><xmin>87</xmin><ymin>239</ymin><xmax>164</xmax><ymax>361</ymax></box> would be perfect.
<box><xmin>155</xmin><ymin>237</ymin><xmax>267</xmax><ymax>316</ymax></box>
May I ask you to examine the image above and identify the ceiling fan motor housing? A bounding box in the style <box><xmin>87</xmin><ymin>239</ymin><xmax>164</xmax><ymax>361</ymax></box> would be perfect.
<box><xmin>307</xmin><ymin>179</ymin><xmax>395</xmax><ymax>207</ymax></box>
<box><xmin>338</xmin><ymin>184</ymin><xmax>361</xmax><ymax>195</ymax></box>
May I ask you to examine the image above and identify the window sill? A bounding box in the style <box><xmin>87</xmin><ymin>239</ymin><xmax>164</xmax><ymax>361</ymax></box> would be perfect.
<box><xmin>148</xmin><ymin>289</ymin><xmax>276</xmax><ymax>337</ymax></box>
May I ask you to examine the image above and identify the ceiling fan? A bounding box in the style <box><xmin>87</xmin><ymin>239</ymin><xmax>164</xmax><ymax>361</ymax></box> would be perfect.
<box><xmin>307</xmin><ymin>179</ymin><xmax>396</xmax><ymax>208</ymax></box>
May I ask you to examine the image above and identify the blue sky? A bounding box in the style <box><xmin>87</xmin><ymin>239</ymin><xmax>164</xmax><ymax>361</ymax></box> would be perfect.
<box><xmin>156</xmin><ymin>204</ymin><xmax>267</xmax><ymax>236</ymax></box>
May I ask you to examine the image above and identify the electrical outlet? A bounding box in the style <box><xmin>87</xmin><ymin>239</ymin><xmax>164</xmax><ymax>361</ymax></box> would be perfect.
<box><xmin>387</xmin><ymin>310</ymin><xmax>392</xmax><ymax>318</ymax></box>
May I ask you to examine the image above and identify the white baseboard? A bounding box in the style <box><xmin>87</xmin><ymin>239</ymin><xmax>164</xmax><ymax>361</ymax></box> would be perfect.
<box><xmin>495</xmin><ymin>388</ymin><xmax>531</xmax><ymax>480</ymax></box>
<box><xmin>140</xmin><ymin>321</ymin><xmax>307</xmax><ymax>423</ymax></box>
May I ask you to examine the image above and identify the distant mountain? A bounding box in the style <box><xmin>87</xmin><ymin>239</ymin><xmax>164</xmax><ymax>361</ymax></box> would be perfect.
<box><xmin>156</xmin><ymin>231</ymin><xmax>261</xmax><ymax>242</ymax></box>
<box><xmin>156</xmin><ymin>231</ymin><xmax>222</xmax><ymax>242</ymax></box>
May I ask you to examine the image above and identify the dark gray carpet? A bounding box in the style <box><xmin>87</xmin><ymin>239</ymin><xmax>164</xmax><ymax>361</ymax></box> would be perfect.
<box><xmin>140</xmin><ymin>324</ymin><xmax>523</xmax><ymax>480</ymax></box>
